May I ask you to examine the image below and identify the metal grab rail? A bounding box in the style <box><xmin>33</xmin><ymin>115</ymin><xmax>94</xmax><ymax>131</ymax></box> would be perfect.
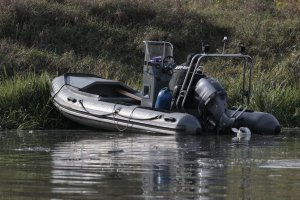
<box><xmin>175</xmin><ymin>53</ymin><xmax>254</xmax><ymax>111</ymax></box>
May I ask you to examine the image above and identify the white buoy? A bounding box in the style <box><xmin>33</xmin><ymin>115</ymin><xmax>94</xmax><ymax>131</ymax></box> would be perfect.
<box><xmin>232</xmin><ymin>127</ymin><xmax>251</xmax><ymax>141</ymax></box>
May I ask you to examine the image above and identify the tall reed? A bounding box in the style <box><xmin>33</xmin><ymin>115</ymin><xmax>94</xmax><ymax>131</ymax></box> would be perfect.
<box><xmin>0</xmin><ymin>73</ymin><xmax>61</xmax><ymax>129</ymax></box>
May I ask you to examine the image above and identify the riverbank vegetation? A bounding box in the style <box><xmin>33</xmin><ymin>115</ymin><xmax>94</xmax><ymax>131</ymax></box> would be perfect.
<box><xmin>0</xmin><ymin>0</ymin><xmax>299</xmax><ymax>129</ymax></box>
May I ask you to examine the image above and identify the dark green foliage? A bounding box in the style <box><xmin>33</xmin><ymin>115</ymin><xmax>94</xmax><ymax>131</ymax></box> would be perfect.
<box><xmin>88</xmin><ymin>1</ymin><xmax>156</xmax><ymax>26</ymax></box>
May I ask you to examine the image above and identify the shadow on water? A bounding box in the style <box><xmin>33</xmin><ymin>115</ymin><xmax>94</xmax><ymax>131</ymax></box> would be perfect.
<box><xmin>0</xmin><ymin>129</ymin><xmax>299</xmax><ymax>199</ymax></box>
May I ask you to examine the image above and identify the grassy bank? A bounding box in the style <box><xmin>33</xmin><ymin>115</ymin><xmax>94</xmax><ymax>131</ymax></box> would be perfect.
<box><xmin>0</xmin><ymin>0</ymin><xmax>299</xmax><ymax>129</ymax></box>
<box><xmin>0</xmin><ymin>73</ymin><xmax>51</xmax><ymax>129</ymax></box>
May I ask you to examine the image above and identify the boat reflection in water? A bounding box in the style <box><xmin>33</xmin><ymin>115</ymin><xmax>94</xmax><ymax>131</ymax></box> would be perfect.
<box><xmin>50</xmin><ymin>132</ymin><xmax>226</xmax><ymax>199</ymax></box>
<box><xmin>0</xmin><ymin>130</ymin><xmax>299</xmax><ymax>199</ymax></box>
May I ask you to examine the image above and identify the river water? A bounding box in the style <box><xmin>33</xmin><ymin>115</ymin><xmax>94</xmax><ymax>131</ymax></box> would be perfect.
<box><xmin>0</xmin><ymin>129</ymin><xmax>299</xmax><ymax>200</ymax></box>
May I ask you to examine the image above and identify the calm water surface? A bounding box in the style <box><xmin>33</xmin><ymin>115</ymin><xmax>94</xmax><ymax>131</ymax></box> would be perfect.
<box><xmin>0</xmin><ymin>129</ymin><xmax>299</xmax><ymax>200</ymax></box>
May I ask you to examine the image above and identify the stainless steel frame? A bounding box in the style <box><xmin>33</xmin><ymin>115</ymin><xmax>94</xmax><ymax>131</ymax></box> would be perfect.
<box><xmin>175</xmin><ymin>53</ymin><xmax>253</xmax><ymax>111</ymax></box>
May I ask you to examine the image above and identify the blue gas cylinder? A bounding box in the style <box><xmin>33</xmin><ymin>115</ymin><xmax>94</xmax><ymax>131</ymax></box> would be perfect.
<box><xmin>155</xmin><ymin>87</ymin><xmax>172</xmax><ymax>110</ymax></box>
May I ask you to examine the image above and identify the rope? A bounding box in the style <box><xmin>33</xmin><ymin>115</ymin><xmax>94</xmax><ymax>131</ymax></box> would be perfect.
<box><xmin>52</xmin><ymin>77</ymin><xmax>163</xmax><ymax>132</ymax></box>
<box><xmin>78</xmin><ymin>99</ymin><xmax>115</xmax><ymax>117</ymax></box>
<box><xmin>51</xmin><ymin>83</ymin><xmax>70</xmax><ymax>102</ymax></box>
<box><xmin>79</xmin><ymin>99</ymin><xmax>162</xmax><ymax>121</ymax></box>
<box><xmin>113</xmin><ymin>105</ymin><xmax>163</xmax><ymax>132</ymax></box>
<box><xmin>113</xmin><ymin>105</ymin><xmax>134</xmax><ymax>132</ymax></box>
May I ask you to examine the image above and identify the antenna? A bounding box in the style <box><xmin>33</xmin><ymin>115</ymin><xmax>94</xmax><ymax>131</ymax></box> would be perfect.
<box><xmin>202</xmin><ymin>42</ymin><xmax>209</xmax><ymax>54</ymax></box>
<box><xmin>204</xmin><ymin>44</ymin><xmax>209</xmax><ymax>54</ymax></box>
<box><xmin>222</xmin><ymin>36</ymin><xmax>228</xmax><ymax>54</ymax></box>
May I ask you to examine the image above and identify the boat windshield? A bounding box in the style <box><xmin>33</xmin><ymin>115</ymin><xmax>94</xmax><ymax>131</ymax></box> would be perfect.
<box><xmin>143</xmin><ymin>41</ymin><xmax>173</xmax><ymax>64</ymax></box>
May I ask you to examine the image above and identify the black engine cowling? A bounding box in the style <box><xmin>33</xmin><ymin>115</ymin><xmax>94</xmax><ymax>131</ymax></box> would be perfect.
<box><xmin>195</xmin><ymin>77</ymin><xmax>235</xmax><ymax>131</ymax></box>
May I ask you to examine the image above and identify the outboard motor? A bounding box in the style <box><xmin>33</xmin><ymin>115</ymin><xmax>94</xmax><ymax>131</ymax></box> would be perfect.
<box><xmin>195</xmin><ymin>77</ymin><xmax>235</xmax><ymax>131</ymax></box>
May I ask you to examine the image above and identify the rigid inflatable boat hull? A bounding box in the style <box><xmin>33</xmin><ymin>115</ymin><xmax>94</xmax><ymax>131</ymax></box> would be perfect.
<box><xmin>51</xmin><ymin>74</ymin><xmax>202</xmax><ymax>135</ymax></box>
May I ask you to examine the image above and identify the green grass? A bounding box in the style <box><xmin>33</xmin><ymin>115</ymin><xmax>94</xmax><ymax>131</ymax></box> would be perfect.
<box><xmin>0</xmin><ymin>0</ymin><xmax>299</xmax><ymax>128</ymax></box>
<box><xmin>251</xmin><ymin>79</ymin><xmax>299</xmax><ymax>127</ymax></box>
<box><xmin>0</xmin><ymin>73</ymin><xmax>65</xmax><ymax>129</ymax></box>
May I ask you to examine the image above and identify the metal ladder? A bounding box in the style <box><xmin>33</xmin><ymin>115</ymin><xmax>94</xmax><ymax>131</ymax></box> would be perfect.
<box><xmin>175</xmin><ymin>53</ymin><xmax>254</xmax><ymax>111</ymax></box>
<box><xmin>175</xmin><ymin>54</ymin><xmax>202</xmax><ymax>110</ymax></box>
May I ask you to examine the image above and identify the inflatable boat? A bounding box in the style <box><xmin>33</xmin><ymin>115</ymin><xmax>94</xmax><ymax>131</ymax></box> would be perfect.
<box><xmin>51</xmin><ymin>41</ymin><xmax>281</xmax><ymax>134</ymax></box>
